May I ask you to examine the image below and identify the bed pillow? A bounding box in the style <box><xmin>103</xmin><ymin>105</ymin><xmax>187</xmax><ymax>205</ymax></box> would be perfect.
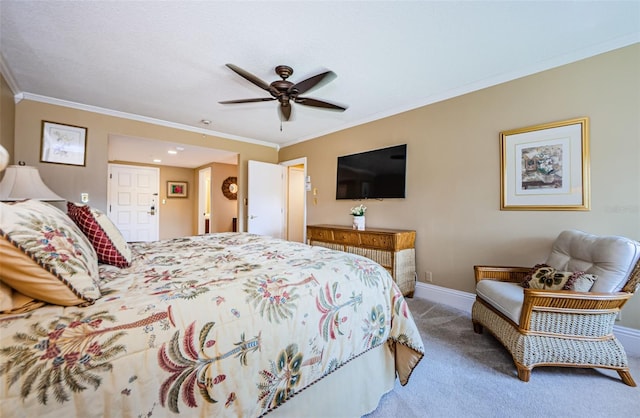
<box><xmin>0</xmin><ymin>280</ymin><xmax>45</xmax><ymax>313</ymax></box>
<box><xmin>0</xmin><ymin>280</ymin><xmax>12</xmax><ymax>311</ymax></box>
<box><xmin>521</xmin><ymin>264</ymin><xmax>597</xmax><ymax>291</ymax></box>
<box><xmin>0</xmin><ymin>200</ymin><xmax>101</xmax><ymax>306</ymax></box>
<box><xmin>67</xmin><ymin>202</ymin><xmax>132</xmax><ymax>267</ymax></box>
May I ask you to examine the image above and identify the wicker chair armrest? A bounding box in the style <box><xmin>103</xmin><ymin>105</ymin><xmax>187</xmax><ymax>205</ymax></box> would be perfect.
<box><xmin>519</xmin><ymin>288</ymin><xmax>633</xmax><ymax>329</ymax></box>
<box><xmin>622</xmin><ymin>258</ymin><xmax>640</xmax><ymax>293</ymax></box>
<box><xmin>474</xmin><ymin>265</ymin><xmax>530</xmax><ymax>284</ymax></box>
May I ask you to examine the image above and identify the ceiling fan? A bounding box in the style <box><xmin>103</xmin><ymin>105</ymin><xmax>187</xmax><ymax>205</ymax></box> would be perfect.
<box><xmin>219</xmin><ymin>64</ymin><xmax>347</xmax><ymax>121</ymax></box>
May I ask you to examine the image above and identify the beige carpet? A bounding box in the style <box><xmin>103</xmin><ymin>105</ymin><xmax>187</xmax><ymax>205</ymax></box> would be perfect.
<box><xmin>364</xmin><ymin>297</ymin><xmax>640</xmax><ymax>418</ymax></box>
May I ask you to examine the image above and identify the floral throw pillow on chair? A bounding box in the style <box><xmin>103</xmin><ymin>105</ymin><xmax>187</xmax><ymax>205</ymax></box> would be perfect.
<box><xmin>521</xmin><ymin>264</ymin><xmax>597</xmax><ymax>292</ymax></box>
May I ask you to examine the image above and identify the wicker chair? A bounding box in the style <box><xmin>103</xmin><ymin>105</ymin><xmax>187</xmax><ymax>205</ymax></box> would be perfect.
<box><xmin>472</xmin><ymin>230</ymin><xmax>640</xmax><ymax>386</ymax></box>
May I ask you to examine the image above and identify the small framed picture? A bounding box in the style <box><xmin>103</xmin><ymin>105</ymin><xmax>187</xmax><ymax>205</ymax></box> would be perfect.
<box><xmin>40</xmin><ymin>121</ymin><xmax>88</xmax><ymax>166</ymax></box>
<box><xmin>167</xmin><ymin>181</ymin><xmax>188</xmax><ymax>198</ymax></box>
<box><xmin>500</xmin><ymin>117</ymin><xmax>590</xmax><ymax>211</ymax></box>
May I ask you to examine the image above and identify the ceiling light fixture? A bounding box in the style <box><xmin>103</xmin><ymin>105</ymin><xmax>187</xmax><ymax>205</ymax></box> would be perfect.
<box><xmin>167</xmin><ymin>150</ymin><xmax>178</xmax><ymax>155</ymax></box>
<box><xmin>153</xmin><ymin>159</ymin><xmax>162</xmax><ymax>163</ymax></box>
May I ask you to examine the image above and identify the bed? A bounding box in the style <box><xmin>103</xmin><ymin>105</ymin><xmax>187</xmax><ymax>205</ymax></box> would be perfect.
<box><xmin>0</xmin><ymin>200</ymin><xmax>424</xmax><ymax>417</ymax></box>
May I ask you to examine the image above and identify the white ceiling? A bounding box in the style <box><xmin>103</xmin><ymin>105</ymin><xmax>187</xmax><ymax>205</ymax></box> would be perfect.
<box><xmin>1</xmin><ymin>1</ymin><xmax>639</xmax><ymax>165</ymax></box>
<box><xmin>108</xmin><ymin>135</ymin><xmax>238</xmax><ymax>168</ymax></box>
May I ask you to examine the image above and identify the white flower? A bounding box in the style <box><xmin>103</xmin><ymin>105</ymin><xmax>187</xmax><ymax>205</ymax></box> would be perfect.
<box><xmin>350</xmin><ymin>204</ymin><xmax>367</xmax><ymax>216</ymax></box>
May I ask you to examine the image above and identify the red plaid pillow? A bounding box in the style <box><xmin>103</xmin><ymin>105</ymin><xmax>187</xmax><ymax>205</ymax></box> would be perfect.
<box><xmin>67</xmin><ymin>202</ymin><xmax>132</xmax><ymax>267</ymax></box>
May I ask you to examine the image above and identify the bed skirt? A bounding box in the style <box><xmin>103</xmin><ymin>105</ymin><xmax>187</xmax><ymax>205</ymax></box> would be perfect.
<box><xmin>271</xmin><ymin>343</ymin><xmax>395</xmax><ymax>417</ymax></box>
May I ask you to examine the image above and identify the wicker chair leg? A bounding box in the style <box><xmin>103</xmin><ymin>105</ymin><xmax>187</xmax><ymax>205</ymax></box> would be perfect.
<box><xmin>472</xmin><ymin>321</ymin><xmax>483</xmax><ymax>334</ymax></box>
<box><xmin>516</xmin><ymin>365</ymin><xmax>531</xmax><ymax>382</ymax></box>
<box><xmin>618</xmin><ymin>370</ymin><xmax>637</xmax><ymax>387</ymax></box>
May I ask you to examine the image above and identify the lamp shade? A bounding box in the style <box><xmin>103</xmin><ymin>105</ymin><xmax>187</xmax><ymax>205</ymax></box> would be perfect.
<box><xmin>0</xmin><ymin>165</ymin><xmax>64</xmax><ymax>201</ymax></box>
<box><xmin>0</xmin><ymin>145</ymin><xmax>8</xmax><ymax>171</ymax></box>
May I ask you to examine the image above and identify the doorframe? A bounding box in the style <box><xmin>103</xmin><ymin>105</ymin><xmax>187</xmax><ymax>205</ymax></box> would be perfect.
<box><xmin>280</xmin><ymin>157</ymin><xmax>307</xmax><ymax>243</ymax></box>
<box><xmin>198</xmin><ymin>167</ymin><xmax>212</xmax><ymax>235</ymax></box>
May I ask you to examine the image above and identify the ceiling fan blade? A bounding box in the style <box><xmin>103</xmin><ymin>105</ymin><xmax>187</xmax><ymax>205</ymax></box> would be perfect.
<box><xmin>219</xmin><ymin>97</ymin><xmax>276</xmax><ymax>104</ymax></box>
<box><xmin>225</xmin><ymin>64</ymin><xmax>273</xmax><ymax>92</ymax></box>
<box><xmin>280</xmin><ymin>102</ymin><xmax>292</xmax><ymax>121</ymax></box>
<box><xmin>289</xmin><ymin>71</ymin><xmax>337</xmax><ymax>96</ymax></box>
<box><xmin>294</xmin><ymin>97</ymin><xmax>347</xmax><ymax>111</ymax></box>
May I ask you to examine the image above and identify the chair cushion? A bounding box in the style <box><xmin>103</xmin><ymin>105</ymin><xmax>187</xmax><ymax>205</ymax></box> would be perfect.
<box><xmin>521</xmin><ymin>264</ymin><xmax>597</xmax><ymax>291</ymax></box>
<box><xmin>546</xmin><ymin>230</ymin><xmax>640</xmax><ymax>293</ymax></box>
<box><xmin>476</xmin><ymin>280</ymin><xmax>524</xmax><ymax>325</ymax></box>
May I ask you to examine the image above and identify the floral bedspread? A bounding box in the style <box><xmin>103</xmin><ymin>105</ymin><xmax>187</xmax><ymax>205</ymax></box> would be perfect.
<box><xmin>0</xmin><ymin>233</ymin><xmax>424</xmax><ymax>417</ymax></box>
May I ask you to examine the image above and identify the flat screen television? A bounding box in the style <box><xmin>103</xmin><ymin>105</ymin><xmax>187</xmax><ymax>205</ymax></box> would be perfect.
<box><xmin>336</xmin><ymin>144</ymin><xmax>407</xmax><ymax>199</ymax></box>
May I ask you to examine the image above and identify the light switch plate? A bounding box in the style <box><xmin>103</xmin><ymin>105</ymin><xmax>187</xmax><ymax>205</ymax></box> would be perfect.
<box><xmin>81</xmin><ymin>193</ymin><xmax>89</xmax><ymax>203</ymax></box>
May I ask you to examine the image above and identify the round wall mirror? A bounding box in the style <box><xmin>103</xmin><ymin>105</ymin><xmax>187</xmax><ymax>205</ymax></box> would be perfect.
<box><xmin>222</xmin><ymin>176</ymin><xmax>238</xmax><ymax>200</ymax></box>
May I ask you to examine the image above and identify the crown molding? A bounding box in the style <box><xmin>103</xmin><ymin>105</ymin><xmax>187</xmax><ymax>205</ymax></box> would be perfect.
<box><xmin>0</xmin><ymin>53</ymin><xmax>21</xmax><ymax>100</ymax></box>
<box><xmin>18</xmin><ymin>92</ymin><xmax>280</xmax><ymax>150</ymax></box>
<box><xmin>283</xmin><ymin>35</ymin><xmax>640</xmax><ymax>148</ymax></box>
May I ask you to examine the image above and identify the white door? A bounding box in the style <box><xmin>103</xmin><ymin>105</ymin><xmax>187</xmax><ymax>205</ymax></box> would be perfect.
<box><xmin>108</xmin><ymin>164</ymin><xmax>159</xmax><ymax>242</ymax></box>
<box><xmin>247</xmin><ymin>160</ymin><xmax>286</xmax><ymax>239</ymax></box>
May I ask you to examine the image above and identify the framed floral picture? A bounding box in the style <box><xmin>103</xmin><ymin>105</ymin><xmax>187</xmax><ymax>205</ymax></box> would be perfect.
<box><xmin>167</xmin><ymin>181</ymin><xmax>188</xmax><ymax>198</ymax></box>
<box><xmin>500</xmin><ymin>117</ymin><xmax>590</xmax><ymax>211</ymax></box>
<box><xmin>40</xmin><ymin>121</ymin><xmax>88</xmax><ymax>166</ymax></box>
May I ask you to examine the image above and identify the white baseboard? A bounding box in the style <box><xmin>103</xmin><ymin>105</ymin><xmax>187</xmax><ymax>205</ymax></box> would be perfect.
<box><xmin>413</xmin><ymin>282</ymin><xmax>640</xmax><ymax>357</ymax></box>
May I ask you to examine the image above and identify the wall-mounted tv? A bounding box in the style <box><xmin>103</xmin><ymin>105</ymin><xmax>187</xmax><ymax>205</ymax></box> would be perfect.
<box><xmin>336</xmin><ymin>144</ymin><xmax>407</xmax><ymax>200</ymax></box>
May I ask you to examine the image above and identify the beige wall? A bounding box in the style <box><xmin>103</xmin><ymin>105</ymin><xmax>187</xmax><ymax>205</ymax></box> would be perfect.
<box><xmin>280</xmin><ymin>44</ymin><xmax>640</xmax><ymax>329</ymax></box>
<box><xmin>13</xmin><ymin>100</ymin><xmax>278</xmax><ymax>232</ymax></box>
<box><xmin>0</xmin><ymin>73</ymin><xmax>15</xmax><ymax>162</ymax></box>
<box><xmin>160</xmin><ymin>166</ymin><xmax>195</xmax><ymax>239</ymax></box>
<box><xmin>211</xmin><ymin>163</ymin><xmax>239</xmax><ymax>232</ymax></box>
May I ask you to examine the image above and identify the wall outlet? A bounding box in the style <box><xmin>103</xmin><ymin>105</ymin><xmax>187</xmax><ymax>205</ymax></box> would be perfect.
<box><xmin>424</xmin><ymin>271</ymin><xmax>433</xmax><ymax>283</ymax></box>
<box><xmin>616</xmin><ymin>311</ymin><xmax>622</xmax><ymax>322</ymax></box>
<box><xmin>81</xmin><ymin>193</ymin><xmax>89</xmax><ymax>203</ymax></box>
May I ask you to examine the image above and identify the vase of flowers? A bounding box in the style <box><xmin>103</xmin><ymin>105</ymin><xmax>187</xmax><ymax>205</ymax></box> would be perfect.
<box><xmin>350</xmin><ymin>204</ymin><xmax>367</xmax><ymax>230</ymax></box>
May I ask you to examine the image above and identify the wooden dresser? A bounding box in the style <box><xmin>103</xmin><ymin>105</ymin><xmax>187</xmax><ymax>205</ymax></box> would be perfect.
<box><xmin>306</xmin><ymin>224</ymin><xmax>416</xmax><ymax>297</ymax></box>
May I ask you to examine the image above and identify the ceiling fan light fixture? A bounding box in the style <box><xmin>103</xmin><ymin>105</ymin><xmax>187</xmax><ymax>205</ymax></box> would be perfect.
<box><xmin>220</xmin><ymin>64</ymin><xmax>347</xmax><ymax>125</ymax></box>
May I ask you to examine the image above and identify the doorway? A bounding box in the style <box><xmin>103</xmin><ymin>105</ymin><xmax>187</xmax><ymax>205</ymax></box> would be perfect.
<box><xmin>286</xmin><ymin>164</ymin><xmax>305</xmax><ymax>243</ymax></box>
<box><xmin>246</xmin><ymin>158</ymin><xmax>307</xmax><ymax>241</ymax></box>
<box><xmin>198</xmin><ymin>167</ymin><xmax>212</xmax><ymax>234</ymax></box>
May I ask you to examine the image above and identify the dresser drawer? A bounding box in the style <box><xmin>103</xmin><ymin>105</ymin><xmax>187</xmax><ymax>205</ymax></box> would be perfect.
<box><xmin>333</xmin><ymin>230</ymin><xmax>361</xmax><ymax>245</ymax></box>
<box><xmin>359</xmin><ymin>233</ymin><xmax>393</xmax><ymax>249</ymax></box>
<box><xmin>308</xmin><ymin>227</ymin><xmax>334</xmax><ymax>241</ymax></box>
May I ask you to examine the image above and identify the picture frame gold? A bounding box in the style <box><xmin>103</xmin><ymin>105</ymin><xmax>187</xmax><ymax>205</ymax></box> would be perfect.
<box><xmin>500</xmin><ymin>117</ymin><xmax>590</xmax><ymax>211</ymax></box>
<box><xmin>40</xmin><ymin>121</ymin><xmax>88</xmax><ymax>166</ymax></box>
<box><xmin>167</xmin><ymin>181</ymin><xmax>188</xmax><ymax>198</ymax></box>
